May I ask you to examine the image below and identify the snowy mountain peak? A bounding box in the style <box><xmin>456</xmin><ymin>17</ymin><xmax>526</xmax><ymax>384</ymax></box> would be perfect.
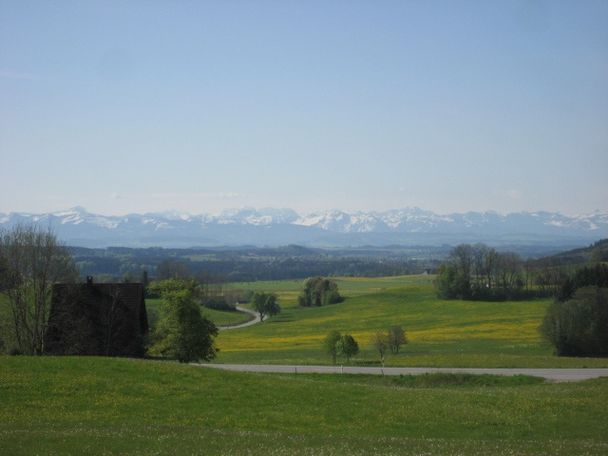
<box><xmin>0</xmin><ymin>207</ymin><xmax>606</xmax><ymax>248</ymax></box>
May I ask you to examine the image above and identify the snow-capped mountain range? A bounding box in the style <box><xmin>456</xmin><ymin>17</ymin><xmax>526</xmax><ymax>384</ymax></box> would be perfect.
<box><xmin>0</xmin><ymin>206</ymin><xmax>606</xmax><ymax>248</ymax></box>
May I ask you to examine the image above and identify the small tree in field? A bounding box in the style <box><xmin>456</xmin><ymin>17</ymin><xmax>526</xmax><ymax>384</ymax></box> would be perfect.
<box><xmin>323</xmin><ymin>330</ymin><xmax>342</xmax><ymax>364</ymax></box>
<box><xmin>371</xmin><ymin>332</ymin><xmax>389</xmax><ymax>366</ymax></box>
<box><xmin>251</xmin><ymin>292</ymin><xmax>281</xmax><ymax>322</ymax></box>
<box><xmin>151</xmin><ymin>280</ymin><xmax>218</xmax><ymax>363</ymax></box>
<box><xmin>337</xmin><ymin>334</ymin><xmax>359</xmax><ymax>363</ymax></box>
<box><xmin>388</xmin><ymin>326</ymin><xmax>407</xmax><ymax>354</ymax></box>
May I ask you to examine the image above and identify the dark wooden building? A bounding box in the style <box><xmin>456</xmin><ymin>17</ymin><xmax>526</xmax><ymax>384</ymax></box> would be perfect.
<box><xmin>44</xmin><ymin>278</ymin><xmax>148</xmax><ymax>357</ymax></box>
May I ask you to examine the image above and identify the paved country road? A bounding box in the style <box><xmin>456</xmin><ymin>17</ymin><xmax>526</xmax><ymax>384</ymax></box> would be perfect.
<box><xmin>217</xmin><ymin>305</ymin><xmax>260</xmax><ymax>331</ymax></box>
<box><xmin>193</xmin><ymin>363</ymin><xmax>608</xmax><ymax>382</ymax></box>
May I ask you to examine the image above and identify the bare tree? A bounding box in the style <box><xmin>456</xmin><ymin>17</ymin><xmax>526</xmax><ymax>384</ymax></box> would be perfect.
<box><xmin>0</xmin><ymin>225</ymin><xmax>77</xmax><ymax>354</ymax></box>
<box><xmin>371</xmin><ymin>331</ymin><xmax>389</xmax><ymax>366</ymax></box>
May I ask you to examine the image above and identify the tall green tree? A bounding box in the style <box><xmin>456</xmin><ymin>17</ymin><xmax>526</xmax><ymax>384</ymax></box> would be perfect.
<box><xmin>337</xmin><ymin>334</ymin><xmax>359</xmax><ymax>363</ymax></box>
<box><xmin>151</xmin><ymin>279</ymin><xmax>218</xmax><ymax>362</ymax></box>
<box><xmin>251</xmin><ymin>292</ymin><xmax>281</xmax><ymax>322</ymax></box>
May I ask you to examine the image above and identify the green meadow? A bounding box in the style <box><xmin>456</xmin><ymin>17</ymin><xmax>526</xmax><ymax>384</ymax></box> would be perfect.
<box><xmin>1</xmin><ymin>356</ymin><xmax>608</xmax><ymax>455</ymax></box>
<box><xmin>2</xmin><ymin>276</ymin><xmax>608</xmax><ymax>454</ymax></box>
<box><xmin>146</xmin><ymin>298</ymin><xmax>252</xmax><ymax>328</ymax></box>
<box><xmin>218</xmin><ymin>275</ymin><xmax>608</xmax><ymax>367</ymax></box>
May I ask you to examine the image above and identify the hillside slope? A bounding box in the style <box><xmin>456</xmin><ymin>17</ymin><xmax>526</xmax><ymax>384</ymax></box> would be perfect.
<box><xmin>535</xmin><ymin>238</ymin><xmax>608</xmax><ymax>266</ymax></box>
<box><xmin>218</xmin><ymin>276</ymin><xmax>608</xmax><ymax>367</ymax></box>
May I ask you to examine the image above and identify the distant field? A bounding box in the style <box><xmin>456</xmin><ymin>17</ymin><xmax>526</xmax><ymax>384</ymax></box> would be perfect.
<box><xmin>229</xmin><ymin>275</ymin><xmax>432</xmax><ymax>308</ymax></box>
<box><xmin>1</xmin><ymin>357</ymin><xmax>608</xmax><ymax>455</ymax></box>
<box><xmin>218</xmin><ymin>275</ymin><xmax>608</xmax><ymax>367</ymax></box>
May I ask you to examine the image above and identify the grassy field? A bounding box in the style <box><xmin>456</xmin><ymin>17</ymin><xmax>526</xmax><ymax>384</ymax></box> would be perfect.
<box><xmin>1</xmin><ymin>356</ymin><xmax>608</xmax><ymax>455</ymax></box>
<box><xmin>145</xmin><ymin>298</ymin><xmax>251</xmax><ymax>329</ymax></box>
<box><xmin>218</xmin><ymin>275</ymin><xmax>608</xmax><ymax>367</ymax></box>
<box><xmin>3</xmin><ymin>276</ymin><xmax>608</xmax><ymax>368</ymax></box>
<box><xmin>229</xmin><ymin>275</ymin><xmax>433</xmax><ymax>308</ymax></box>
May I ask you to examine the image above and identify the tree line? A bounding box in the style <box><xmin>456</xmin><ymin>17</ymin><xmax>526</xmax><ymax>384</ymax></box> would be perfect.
<box><xmin>71</xmin><ymin>245</ymin><xmax>441</xmax><ymax>282</ymax></box>
<box><xmin>541</xmin><ymin>264</ymin><xmax>608</xmax><ymax>357</ymax></box>
<box><xmin>435</xmin><ymin>243</ymin><xmax>545</xmax><ymax>301</ymax></box>
<box><xmin>323</xmin><ymin>326</ymin><xmax>407</xmax><ymax>366</ymax></box>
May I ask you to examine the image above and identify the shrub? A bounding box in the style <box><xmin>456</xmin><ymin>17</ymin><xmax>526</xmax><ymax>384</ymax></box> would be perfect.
<box><xmin>541</xmin><ymin>286</ymin><xmax>608</xmax><ymax>357</ymax></box>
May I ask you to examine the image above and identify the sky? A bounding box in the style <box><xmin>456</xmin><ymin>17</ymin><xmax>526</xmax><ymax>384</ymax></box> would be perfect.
<box><xmin>1</xmin><ymin>0</ymin><xmax>607</xmax><ymax>216</ymax></box>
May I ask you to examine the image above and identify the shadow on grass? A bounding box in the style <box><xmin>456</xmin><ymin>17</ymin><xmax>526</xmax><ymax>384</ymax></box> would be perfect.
<box><xmin>291</xmin><ymin>372</ymin><xmax>545</xmax><ymax>388</ymax></box>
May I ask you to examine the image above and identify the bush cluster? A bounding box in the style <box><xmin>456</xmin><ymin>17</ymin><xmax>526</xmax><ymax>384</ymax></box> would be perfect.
<box><xmin>541</xmin><ymin>286</ymin><xmax>608</xmax><ymax>357</ymax></box>
<box><xmin>298</xmin><ymin>277</ymin><xmax>343</xmax><ymax>307</ymax></box>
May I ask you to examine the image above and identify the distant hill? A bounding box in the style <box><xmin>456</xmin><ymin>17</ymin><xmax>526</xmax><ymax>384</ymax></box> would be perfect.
<box><xmin>1</xmin><ymin>206</ymin><xmax>607</xmax><ymax>248</ymax></box>
<box><xmin>535</xmin><ymin>239</ymin><xmax>608</xmax><ymax>267</ymax></box>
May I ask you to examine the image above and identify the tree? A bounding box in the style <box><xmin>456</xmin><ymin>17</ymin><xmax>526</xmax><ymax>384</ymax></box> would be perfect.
<box><xmin>435</xmin><ymin>263</ymin><xmax>458</xmax><ymax>299</ymax></box>
<box><xmin>298</xmin><ymin>277</ymin><xmax>343</xmax><ymax>307</ymax></box>
<box><xmin>371</xmin><ymin>332</ymin><xmax>389</xmax><ymax>366</ymax></box>
<box><xmin>251</xmin><ymin>292</ymin><xmax>281</xmax><ymax>322</ymax></box>
<box><xmin>150</xmin><ymin>279</ymin><xmax>218</xmax><ymax>362</ymax></box>
<box><xmin>388</xmin><ymin>326</ymin><xmax>407</xmax><ymax>354</ymax></box>
<box><xmin>0</xmin><ymin>253</ymin><xmax>9</xmax><ymax>292</ymax></box>
<box><xmin>323</xmin><ymin>330</ymin><xmax>342</xmax><ymax>364</ymax></box>
<box><xmin>435</xmin><ymin>243</ymin><xmax>527</xmax><ymax>301</ymax></box>
<box><xmin>556</xmin><ymin>264</ymin><xmax>608</xmax><ymax>302</ymax></box>
<box><xmin>541</xmin><ymin>286</ymin><xmax>608</xmax><ymax>357</ymax></box>
<box><xmin>0</xmin><ymin>225</ymin><xmax>78</xmax><ymax>355</ymax></box>
<box><xmin>337</xmin><ymin>334</ymin><xmax>359</xmax><ymax>363</ymax></box>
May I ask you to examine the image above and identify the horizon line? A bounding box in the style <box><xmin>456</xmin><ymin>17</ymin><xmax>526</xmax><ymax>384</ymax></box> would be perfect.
<box><xmin>1</xmin><ymin>205</ymin><xmax>607</xmax><ymax>219</ymax></box>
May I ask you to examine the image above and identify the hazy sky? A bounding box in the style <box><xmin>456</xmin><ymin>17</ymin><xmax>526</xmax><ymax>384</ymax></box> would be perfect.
<box><xmin>1</xmin><ymin>1</ymin><xmax>607</xmax><ymax>216</ymax></box>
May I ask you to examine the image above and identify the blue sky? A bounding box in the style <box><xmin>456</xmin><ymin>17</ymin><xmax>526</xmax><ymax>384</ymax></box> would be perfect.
<box><xmin>1</xmin><ymin>0</ymin><xmax>607</xmax><ymax>215</ymax></box>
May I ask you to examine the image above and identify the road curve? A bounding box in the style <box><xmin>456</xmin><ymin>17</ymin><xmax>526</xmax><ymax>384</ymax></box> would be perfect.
<box><xmin>193</xmin><ymin>363</ymin><xmax>608</xmax><ymax>382</ymax></box>
<box><xmin>217</xmin><ymin>305</ymin><xmax>260</xmax><ymax>331</ymax></box>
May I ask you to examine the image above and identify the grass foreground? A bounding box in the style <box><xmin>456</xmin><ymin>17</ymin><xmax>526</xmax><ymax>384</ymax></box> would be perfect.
<box><xmin>1</xmin><ymin>356</ymin><xmax>608</xmax><ymax>455</ymax></box>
